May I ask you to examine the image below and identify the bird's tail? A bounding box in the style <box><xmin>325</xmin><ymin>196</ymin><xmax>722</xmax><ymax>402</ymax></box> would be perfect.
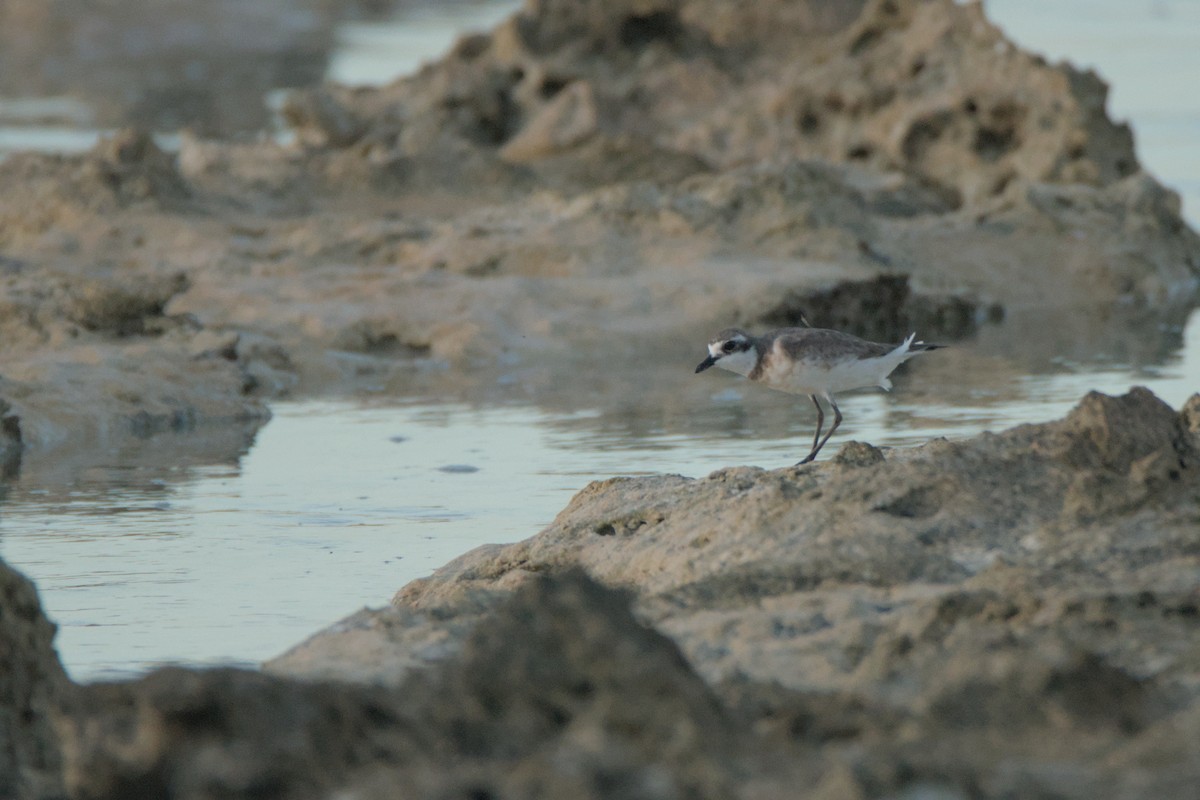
<box><xmin>877</xmin><ymin>333</ymin><xmax>940</xmax><ymax>391</ymax></box>
<box><xmin>903</xmin><ymin>332</ymin><xmax>944</xmax><ymax>353</ymax></box>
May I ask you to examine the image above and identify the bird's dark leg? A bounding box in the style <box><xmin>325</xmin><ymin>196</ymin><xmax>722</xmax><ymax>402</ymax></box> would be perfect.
<box><xmin>808</xmin><ymin>395</ymin><xmax>843</xmax><ymax>462</ymax></box>
<box><xmin>796</xmin><ymin>394</ymin><xmax>824</xmax><ymax>465</ymax></box>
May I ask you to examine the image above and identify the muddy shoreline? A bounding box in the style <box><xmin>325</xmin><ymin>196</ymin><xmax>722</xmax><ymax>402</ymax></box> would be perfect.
<box><xmin>3</xmin><ymin>0</ymin><xmax>1200</xmax><ymax>797</ymax></box>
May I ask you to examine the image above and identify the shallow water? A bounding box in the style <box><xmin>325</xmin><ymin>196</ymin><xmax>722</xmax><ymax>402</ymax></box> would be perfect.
<box><xmin>326</xmin><ymin>1</ymin><xmax>522</xmax><ymax>85</ymax></box>
<box><xmin>0</xmin><ymin>1</ymin><xmax>523</xmax><ymax>158</ymax></box>
<box><xmin>2</xmin><ymin>307</ymin><xmax>1198</xmax><ymax>681</ymax></box>
<box><xmin>0</xmin><ymin>1</ymin><xmax>1199</xmax><ymax>681</ymax></box>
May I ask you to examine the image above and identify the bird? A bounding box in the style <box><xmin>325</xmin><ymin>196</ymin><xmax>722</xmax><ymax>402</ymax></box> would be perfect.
<box><xmin>694</xmin><ymin>321</ymin><xmax>942</xmax><ymax>464</ymax></box>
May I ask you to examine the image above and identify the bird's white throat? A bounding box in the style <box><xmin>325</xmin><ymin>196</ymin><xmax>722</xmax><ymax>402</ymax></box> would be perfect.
<box><xmin>710</xmin><ymin>345</ymin><xmax>757</xmax><ymax>377</ymax></box>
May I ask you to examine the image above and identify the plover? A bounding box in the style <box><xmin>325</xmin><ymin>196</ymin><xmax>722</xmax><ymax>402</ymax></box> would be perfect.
<box><xmin>695</xmin><ymin>324</ymin><xmax>942</xmax><ymax>464</ymax></box>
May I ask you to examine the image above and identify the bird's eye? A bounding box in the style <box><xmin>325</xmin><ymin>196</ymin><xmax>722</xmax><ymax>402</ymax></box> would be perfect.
<box><xmin>722</xmin><ymin>341</ymin><xmax>738</xmax><ymax>353</ymax></box>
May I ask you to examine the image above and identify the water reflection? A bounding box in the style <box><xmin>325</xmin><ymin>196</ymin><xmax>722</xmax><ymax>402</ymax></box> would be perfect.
<box><xmin>0</xmin><ymin>0</ymin><xmax>337</xmax><ymax>136</ymax></box>
<box><xmin>0</xmin><ymin>0</ymin><xmax>519</xmax><ymax>147</ymax></box>
<box><xmin>527</xmin><ymin>307</ymin><xmax>1200</xmax><ymax>454</ymax></box>
<box><xmin>339</xmin><ymin>303</ymin><xmax>1199</xmax><ymax>447</ymax></box>
<box><xmin>6</xmin><ymin>418</ymin><xmax>262</xmax><ymax>508</ymax></box>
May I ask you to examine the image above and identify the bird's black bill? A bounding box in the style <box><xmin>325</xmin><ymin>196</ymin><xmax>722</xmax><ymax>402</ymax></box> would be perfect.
<box><xmin>695</xmin><ymin>355</ymin><xmax>718</xmax><ymax>373</ymax></box>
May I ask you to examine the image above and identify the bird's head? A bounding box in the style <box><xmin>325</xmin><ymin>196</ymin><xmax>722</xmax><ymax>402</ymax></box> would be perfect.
<box><xmin>695</xmin><ymin>328</ymin><xmax>755</xmax><ymax>374</ymax></box>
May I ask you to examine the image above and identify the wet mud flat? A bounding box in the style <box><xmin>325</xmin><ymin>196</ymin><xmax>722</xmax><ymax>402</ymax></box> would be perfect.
<box><xmin>3</xmin><ymin>0</ymin><xmax>1200</xmax><ymax>797</ymax></box>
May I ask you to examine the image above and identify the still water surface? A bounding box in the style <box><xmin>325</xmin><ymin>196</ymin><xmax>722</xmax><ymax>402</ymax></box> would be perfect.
<box><xmin>0</xmin><ymin>1</ymin><xmax>1198</xmax><ymax>681</ymax></box>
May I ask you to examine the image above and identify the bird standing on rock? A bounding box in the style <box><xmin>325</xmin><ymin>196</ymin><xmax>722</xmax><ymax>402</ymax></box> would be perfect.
<box><xmin>695</xmin><ymin>323</ymin><xmax>942</xmax><ymax>464</ymax></box>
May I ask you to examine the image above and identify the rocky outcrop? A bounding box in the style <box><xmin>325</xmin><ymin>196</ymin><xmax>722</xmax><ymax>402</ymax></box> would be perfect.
<box><xmin>268</xmin><ymin>387</ymin><xmax>1200</xmax><ymax>797</ymax></box>
<box><xmin>5</xmin><ymin>384</ymin><xmax>1200</xmax><ymax>798</ymax></box>
<box><xmin>0</xmin><ymin>560</ymin><xmax>68</xmax><ymax>800</ymax></box>
<box><xmin>0</xmin><ymin>386</ymin><xmax>1190</xmax><ymax>799</ymax></box>
<box><xmin>293</xmin><ymin>0</ymin><xmax>1139</xmax><ymax>210</ymax></box>
<box><xmin>271</xmin><ymin>0</ymin><xmax>1200</xmax><ymax>316</ymax></box>
<box><xmin>2</xmin><ymin>384</ymin><xmax>1191</xmax><ymax>800</ymax></box>
<box><xmin>0</xmin><ymin>132</ymin><xmax>271</xmax><ymax>464</ymax></box>
<box><xmin>0</xmin><ymin>0</ymin><xmax>1198</xmax><ymax>463</ymax></box>
<box><xmin>58</xmin><ymin>572</ymin><xmax>791</xmax><ymax>800</ymax></box>
<box><xmin>384</xmin><ymin>388</ymin><xmax>1200</xmax><ymax>611</ymax></box>
<box><xmin>2</xmin><ymin>1</ymin><xmax>1199</xmax><ymax>796</ymax></box>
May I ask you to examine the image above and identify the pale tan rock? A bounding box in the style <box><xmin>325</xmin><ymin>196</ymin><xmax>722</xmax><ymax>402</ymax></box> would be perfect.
<box><xmin>1</xmin><ymin>0</ymin><xmax>1198</xmax><ymax>462</ymax></box>
<box><xmin>500</xmin><ymin>81</ymin><xmax>602</xmax><ymax>162</ymax></box>
<box><xmin>261</xmin><ymin>388</ymin><xmax>1200</xmax><ymax>797</ymax></box>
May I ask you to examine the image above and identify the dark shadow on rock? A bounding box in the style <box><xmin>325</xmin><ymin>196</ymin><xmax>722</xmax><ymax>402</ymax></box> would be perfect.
<box><xmin>0</xmin><ymin>559</ymin><xmax>68</xmax><ymax>800</ymax></box>
<box><xmin>756</xmin><ymin>273</ymin><xmax>989</xmax><ymax>342</ymax></box>
<box><xmin>55</xmin><ymin>571</ymin><xmax>791</xmax><ymax>799</ymax></box>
